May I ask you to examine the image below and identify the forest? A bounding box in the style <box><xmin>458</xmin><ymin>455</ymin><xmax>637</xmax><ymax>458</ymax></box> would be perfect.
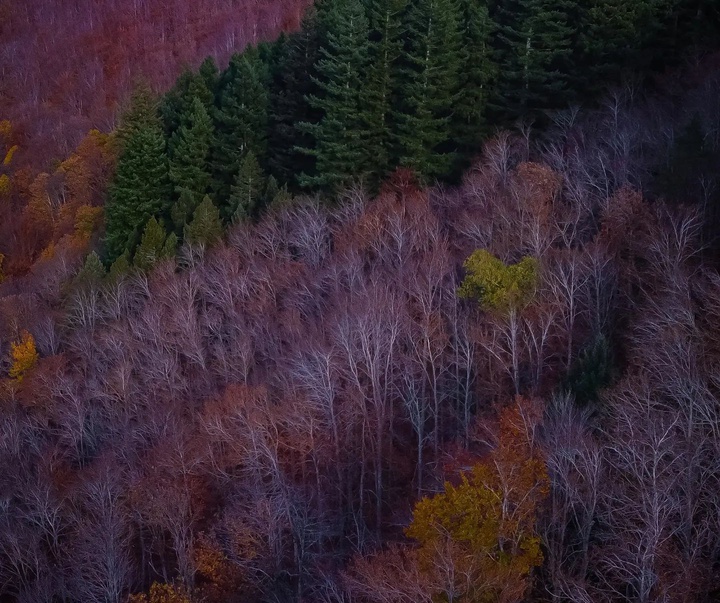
<box><xmin>1</xmin><ymin>0</ymin><xmax>720</xmax><ymax>602</ymax></box>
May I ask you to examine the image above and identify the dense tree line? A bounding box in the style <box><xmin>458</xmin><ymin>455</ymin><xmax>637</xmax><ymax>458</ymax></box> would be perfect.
<box><xmin>102</xmin><ymin>0</ymin><xmax>720</xmax><ymax>266</ymax></box>
<box><xmin>3</xmin><ymin>60</ymin><xmax>720</xmax><ymax>599</ymax></box>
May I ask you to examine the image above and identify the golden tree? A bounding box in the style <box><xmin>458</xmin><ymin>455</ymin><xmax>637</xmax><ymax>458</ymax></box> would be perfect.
<box><xmin>9</xmin><ymin>330</ymin><xmax>39</xmax><ymax>382</ymax></box>
<box><xmin>406</xmin><ymin>397</ymin><xmax>548</xmax><ymax>603</ymax></box>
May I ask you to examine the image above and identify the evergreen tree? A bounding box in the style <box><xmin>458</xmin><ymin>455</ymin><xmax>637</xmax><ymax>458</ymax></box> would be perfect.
<box><xmin>298</xmin><ymin>0</ymin><xmax>372</xmax><ymax>193</ymax></box>
<box><xmin>578</xmin><ymin>0</ymin><xmax>650</xmax><ymax>91</ymax></box>
<box><xmin>108</xmin><ymin>249</ymin><xmax>131</xmax><ymax>281</ymax></box>
<box><xmin>363</xmin><ymin>0</ymin><xmax>407</xmax><ymax>188</ymax></box>
<box><xmin>492</xmin><ymin>0</ymin><xmax>575</xmax><ymax>118</ymax></box>
<box><xmin>264</xmin><ymin>175</ymin><xmax>292</xmax><ymax>207</ymax></box>
<box><xmin>168</xmin><ymin>97</ymin><xmax>214</xmax><ymax>205</ymax></box>
<box><xmin>395</xmin><ymin>0</ymin><xmax>463</xmax><ymax>180</ymax></box>
<box><xmin>454</xmin><ymin>0</ymin><xmax>497</xmax><ymax>155</ymax></box>
<box><xmin>211</xmin><ymin>48</ymin><xmax>270</xmax><ymax>202</ymax></box>
<box><xmin>133</xmin><ymin>216</ymin><xmax>174</xmax><ymax>271</ymax></box>
<box><xmin>161</xmin><ymin>57</ymin><xmax>218</xmax><ymax>151</ymax></box>
<box><xmin>171</xmin><ymin>188</ymin><xmax>198</xmax><ymax>233</ymax></box>
<box><xmin>267</xmin><ymin>13</ymin><xmax>322</xmax><ymax>189</ymax></box>
<box><xmin>228</xmin><ymin>151</ymin><xmax>266</xmax><ymax>222</ymax></box>
<box><xmin>184</xmin><ymin>196</ymin><xmax>223</xmax><ymax>246</ymax></box>
<box><xmin>105</xmin><ymin>89</ymin><xmax>170</xmax><ymax>263</ymax></box>
<box><xmin>74</xmin><ymin>251</ymin><xmax>106</xmax><ymax>289</ymax></box>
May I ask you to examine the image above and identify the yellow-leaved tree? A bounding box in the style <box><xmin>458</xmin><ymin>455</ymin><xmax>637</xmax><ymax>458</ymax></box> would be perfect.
<box><xmin>9</xmin><ymin>330</ymin><xmax>39</xmax><ymax>382</ymax></box>
<box><xmin>127</xmin><ymin>583</ymin><xmax>191</xmax><ymax>603</ymax></box>
<box><xmin>405</xmin><ymin>397</ymin><xmax>548</xmax><ymax>603</ymax></box>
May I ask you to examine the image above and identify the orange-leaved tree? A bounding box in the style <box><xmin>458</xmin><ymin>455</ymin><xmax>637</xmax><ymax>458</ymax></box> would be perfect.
<box><xmin>406</xmin><ymin>397</ymin><xmax>548</xmax><ymax>603</ymax></box>
<box><xmin>9</xmin><ymin>330</ymin><xmax>39</xmax><ymax>382</ymax></box>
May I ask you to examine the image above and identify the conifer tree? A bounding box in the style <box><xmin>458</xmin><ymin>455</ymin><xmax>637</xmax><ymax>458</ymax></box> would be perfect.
<box><xmin>395</xmin><ymin>0</ymin><xmax>463</xmax><ymax>180</ymax></box>
<box><xmin>228</xmin><ymin>151</ymin><xmax>265</xmax><ymax>222</ymax></box>
<box><xmin>108</xmin><ymin>249</ymin><xmax>131</xmax><ymax>281</ymax></box>
<box><xmin>363</xmin><ymin>0</ymin><xmax>407</xmax><ymax>187</ymax></box>
<box><xmin>105</xmin><ymin>89</ymin><xmax>170</xmax><ymax>263</ymax></box>
<box><xmin>162</xmin><ymin>57</ymin><xmax>218</xmax><ymax>151</ymax></box>
<box><xmin>454</xmin><ymin>0</ymin><xmax>497</xmax><ymax>154</ymax></box>
<box><xmin>133</xmin><ymin>216</ymin><xmax>174</xmax><ymax>271</ymax></box>
<box><xmin>171</xmin><ymin>187</ymin><xmax>198</xmax><ymax>234</ymax></box>
<box><xmin>298</xmin><ymin>0</ymin><xmax>372</xmax><ymax>193</ymax></box>
<box><xmin>211</xmin><ymin>48</ymin><xmax>270</xmax><ymax>201</ymax></box>
<box><xmin>492</xmin><ymin>0</ymin><xmax>575</xmax><ymax>117</ymax></box>
<box><xmin>168</xmin><ymin>97</ymin><xmax>214</xmax><ymax>205</ymax></box>
<box><xmin>184</xmin><ymin>196</ymin><xmax>223</xmax><ymax>246</ymax></box>
<box><xmin>74</xmin><ymin>251</ymin><xmax>106</xmax><ymax>289</ymax></box>
<box><xmin>267</xmin><ymin>12</ymin><xmax>322</xmax><ymax>188</ymax></box>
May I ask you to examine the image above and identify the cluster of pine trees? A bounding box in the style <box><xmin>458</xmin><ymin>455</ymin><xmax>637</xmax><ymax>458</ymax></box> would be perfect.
<box><xmin>104</xmin><ymin>0</ymin><xmax>719</xmax><ymax>266</ymax></box>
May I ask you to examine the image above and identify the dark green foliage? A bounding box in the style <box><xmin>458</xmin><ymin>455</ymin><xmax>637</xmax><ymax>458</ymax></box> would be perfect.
<box><xmin>297</xmin><ymin>0</ymin><xmax>372</xmax><ymax>193</ymax></box>
<box><xmin>454</xmin><ymin>0</ymin><xmax>497</xmax><ymax>154</ymax></box>
<box><xmin>108</xmin><ymin>249</ymin><xmax>131</xmax><ymax>281</ymax></box>
<box><xmin>171</xmin><ymin>188</ymin><xmax>199</xmax><ymax>233</ymax></box>
<box><xmin>267</xmin><ymin>13</ymin><xmax>322</xmax><ymax>189</ymax></box>
<box><xmin>184</xmin><ymin>196</ymin><xmax>224</xmax><ymax>246</ymax></box>
<box><xmin>395</xmin><ymin>0</ymin><xmax>463</xmax><ymax>180</ymax></box>
<box><xmin>265</xmin><ymin>175</ymin><xmax>292</xmax><ymax>208</ymax></box>
<box><xmin>168</xmin><ymin>97</ymin><xmax>214</xmax><ymax>203</ymax></box>
<box><xmin>562</xmin><ymin>334</ymin><xmax>613</xmax><ymax>406</ymax></box>
<box><xmin>74</xmin><ymin>251</ymin><xmax>106</xmax><ymax>289</ymax></box>
<box><xmin>211</xmin><ymin>48</ymin><xmax>270</xmax><ymax>201</ymax></box>
<box><xmin>228</xmin><ymin>151</ymin><xmax>266</xmax><ymax>222</ymax></box>
<box><xmin>492</xmin><ymin>0</ymin><xmax>575</xmax><ymax>118</ymax></box>
<box><xmin>133</xmin><ymin>216</ymin><xmax>175</xmax><ymax>271</ymax></box>
<box><xmin>362</xmin><ymin>0</ymin><xmax>407</xmax><ymax>188</ymax></box>
<box><xmin>161</xmin><ymin>58</ymin><xmax>218</xmax><ymax>152</ymax></box>
<box><xmin>105</xmin><ymin>89</ymin><xmax>171</xmax><ymax>263</ymax></box>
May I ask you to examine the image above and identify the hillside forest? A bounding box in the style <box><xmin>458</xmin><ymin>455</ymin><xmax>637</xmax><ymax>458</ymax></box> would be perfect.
<box><xmin>1</xmin><ymin>0</ymin><xmax>720</xmax><ymax>602</ymax></box>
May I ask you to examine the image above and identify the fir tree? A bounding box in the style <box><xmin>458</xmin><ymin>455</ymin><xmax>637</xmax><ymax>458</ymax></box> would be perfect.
<box><xmin>168</xmin><ymin>97</ymin><xmax>214</xmax><ymax>204</ymax></box>
<box><xmin>105</xmin><ymin>90</ymin><xmax>170</xmax><ymax>263</ymax></box>
<box><xmin>74</xmin><ymin>251</ymin><xmax>106</xmax><ymax>289</ymax></box>
<box><xmin>363</xmin><ymin>0</ymin><xmax>407</xmax><ymax>188</ymax></box>
<box><xmin>211</xmin><ymin>48</ymin><xmax>270</xmax><ymax>202</ymax></box>
<box><xmin>133</xmin><ymin>216</ymin><xmax>174</xmax><ymax>271</ymax></box>
<box><xmin>395</xmin><ymin>0</ymin><xmax>463</xmax><ymax>180</ymax></box>
<box><xmin>184</xmin><ymin>196</ymin><xmax>223</xmax><ymax>246</ymax></box>
<box><xmin>228</xmin><ymin>151</ymin><xmax>266</xmax><ymax>222</ymax></box>
<box><xmin>492</xmin><ymin>0</ymin><xmax>575</xmax><ymax>118</ymax></box>
<box><xmin>161</xmin><ymin>57</ymin><xmax>218</xmax><ymax>152</ymax></box>
<box><xmin>454</xmin><ymin>0</ymin><xmax>497</xmax><ymax>155</ymax></box>
<box><xmin>267</xmin><ymin>13</ymin><xmax>322</xmax><ymax>188</ymax></box>
<box><xmin>171</xmin><ymin>188</ymin><xmax>198</xmax><ymax>233</ymax></box>
<box><xmin>108</xmin><ymin>249</ymin><xmax>132</xmax><ymax>281</ymax></box>
<box><xmin>298</xmin><ymin>0</ymin><xmax>372</xmax><ymax>193</ymax></box>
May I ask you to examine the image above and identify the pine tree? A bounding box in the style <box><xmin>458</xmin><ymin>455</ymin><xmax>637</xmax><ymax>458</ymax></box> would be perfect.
<box><xmin>74</xmin><ymin>251</ymin><xmax>106</xmax><ymax>288</ymax></box>
<box><xmin>454</xmin><ymin>0</ymin><xmax>497</xmax><ymax>155</ymax></box>
<box><xmin>298</xmin><ymin>0</ymin><xmax>372</xmax><ymax>193</ymax></box>
<box><xmin>267</xmin><ymin>13</ymin><xmax>322</xmax><ymax>189</ymax></box>
<box><xmin>492</xmin><ymin>0</ymin><xmax>575</xmax><ymax>118</ymax></box>
<box><xmin>395</xmin><ymin>0</ymin><xmax>463</xmax><ymax>180</ymax></box>
<box><xmin>105</xmin><ymin>89</ymin><xmax>170</xmax><ymax>263</ymax></box>
<box><xmin>169</xmin><ymin>97</ymin><xmax>214</xmax><ymax>204</ymax></box>
<box><xmin>228</xmin><ymin>151</ymin><xmax>266</xmax><ymax>222</ymax></box>
<box><xmin>108</xmin><ymin>249</ymin><xmax>131</xmax><ymax>281</ymax></box>
<box><xmin>184</xmin><ymin>196</ymin><xmax>223</xmax><ymax>246</ymax></box>
<box><xmin>211</xmin><ymin>48</ymin><xmax>270</xmax><ymax>202</ymax></box>
<box><xmin>578</xmin><ymin>0</ymin><xmax>649</xmax><ymax>91</ymax></box>
<box><xmin>133</xmin><ymin>216</ymin><xmax>174</xmax><ymax>271</ymax></box>
<box><xmin>363</xmin><ymin>0</ymin><xmax>407</xmax><ymax>188</ymax></box>
<box><xmin>170</xmin><ymin>187</ymin><xmax>197</xmax><ymax>234</ymax></box>
<box><xmin>162</xmin><ymin>58</ymin><xmax>218</xmax><ymax>152</ymax></box>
